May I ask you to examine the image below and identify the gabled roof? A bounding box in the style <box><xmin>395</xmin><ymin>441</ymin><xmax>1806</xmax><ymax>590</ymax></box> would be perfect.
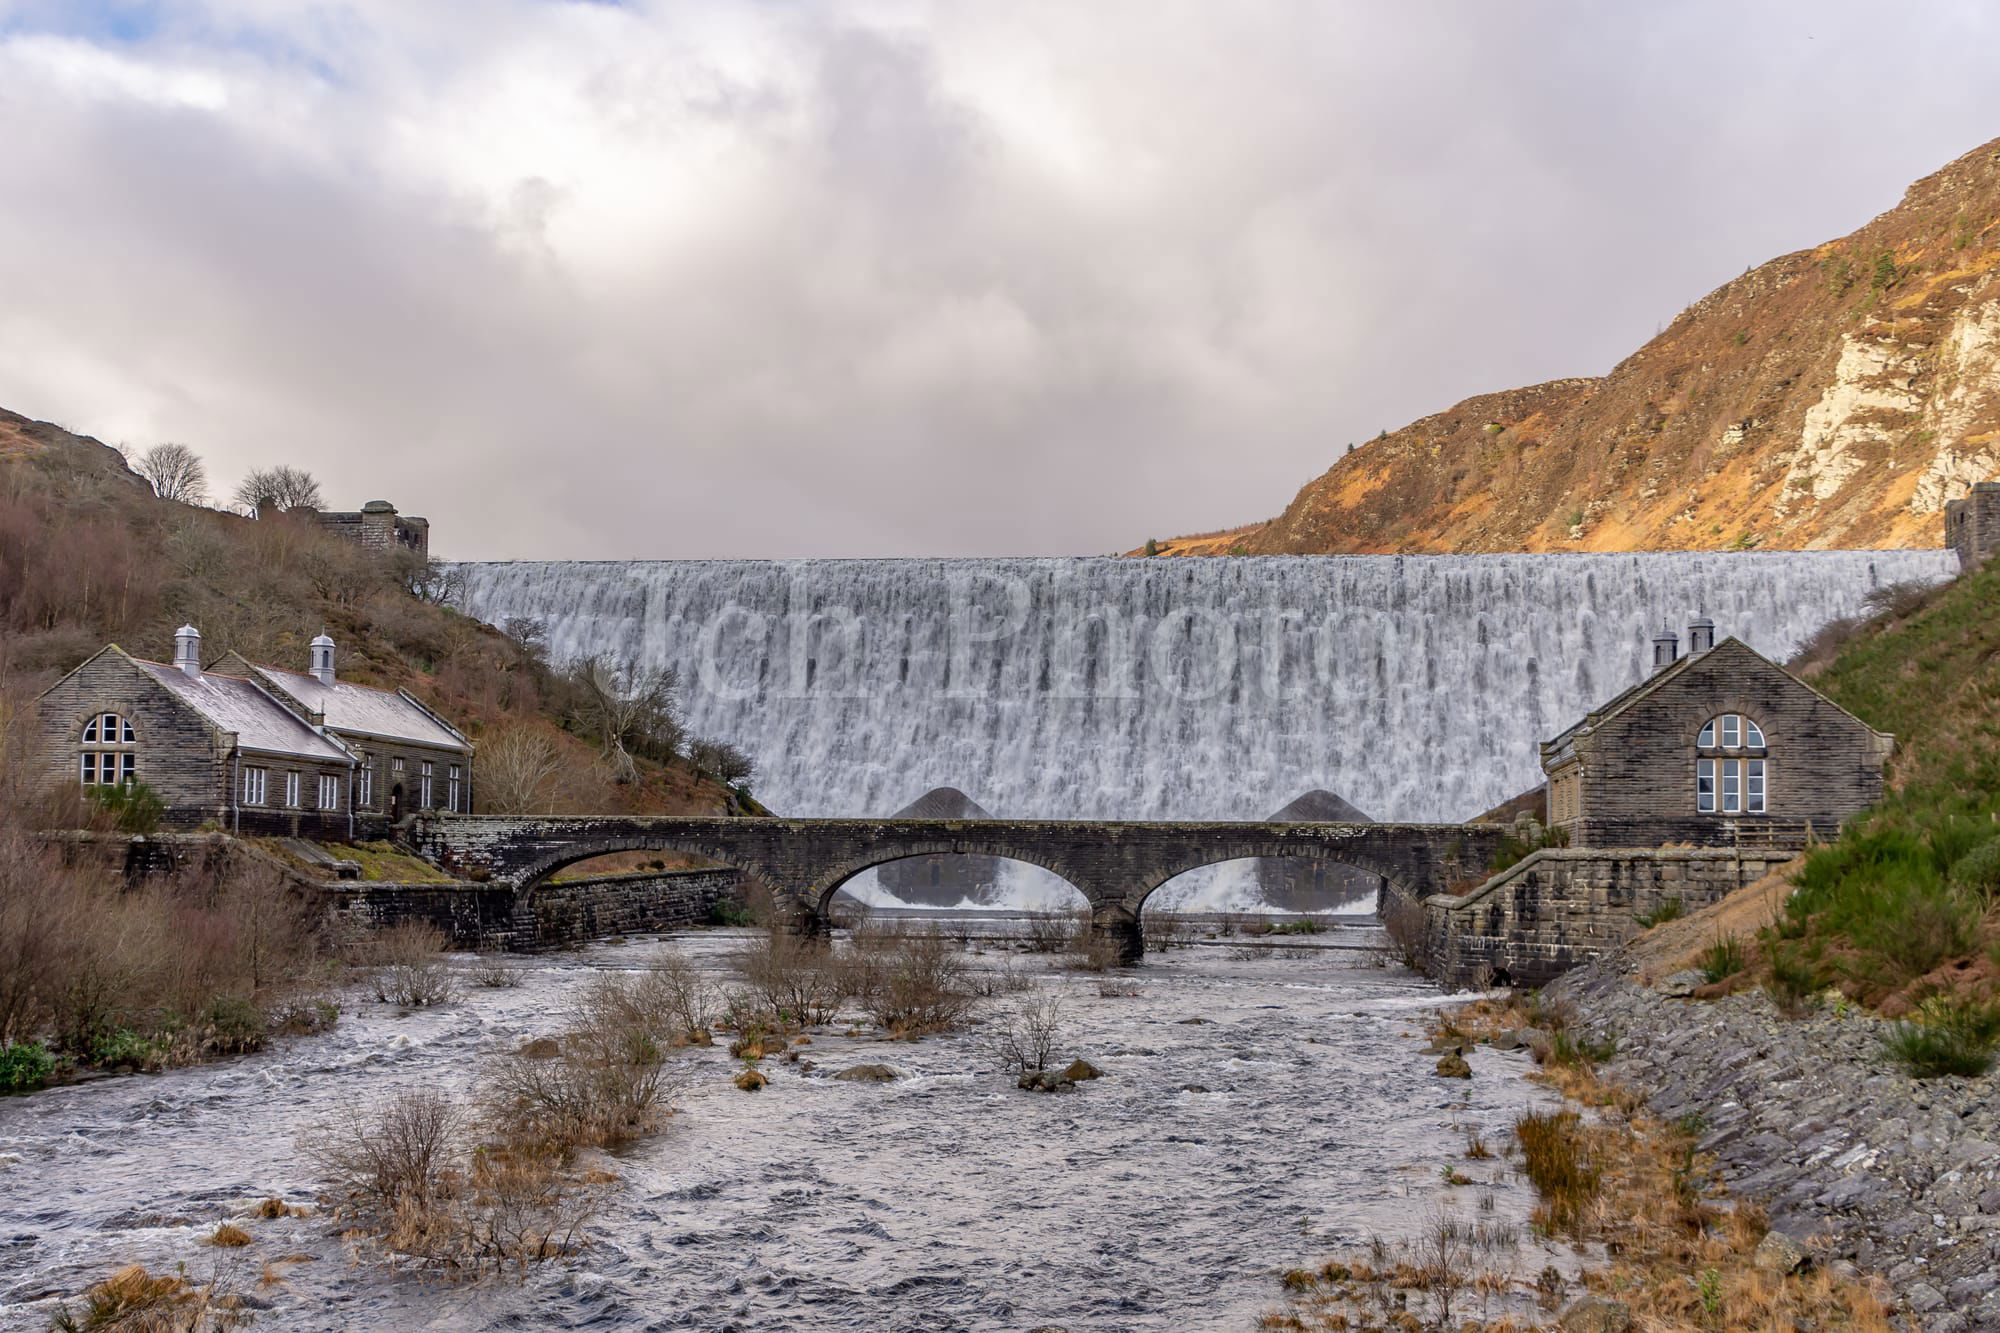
<box><xmin>1540</xmin><ymin>636</ymin><xmax>1885</xmax><ymax>765</ymax></box>
<box><xmin>245</xmin><ymin>664</ymin><xmax>470</xmax><ymax>752</ymax></box>
<box><xmin>127</xmin><ymin>657</ymin><xmax>354</xmax><ymax>764</ymax></box>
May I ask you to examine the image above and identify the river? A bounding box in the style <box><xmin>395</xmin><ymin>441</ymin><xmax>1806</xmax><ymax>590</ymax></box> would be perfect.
<box><xmin>0</xmin><ymin>922</ymin><xmax>1555</xmax><ymax>1332</ymax></box>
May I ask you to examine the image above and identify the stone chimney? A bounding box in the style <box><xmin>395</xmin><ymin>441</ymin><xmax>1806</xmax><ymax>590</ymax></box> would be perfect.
<box><xmin>309</xmin><ymin>633</ymin><xmax>336</xmax><ymax>687</ymax></box>
<box><xmin>1651</xmin><ymin>626</ymin><xmax>1680</xmax><ymax>671</ymax></box>
<box><xmin>173</xmin><ymin>625</ymin><xmax>202</xmax><ymax>678</ymax></box>
<box><xmin>1687</xmin><ymin>615</ymin><xmax>1716</xmax><ymax>655</ymax></box>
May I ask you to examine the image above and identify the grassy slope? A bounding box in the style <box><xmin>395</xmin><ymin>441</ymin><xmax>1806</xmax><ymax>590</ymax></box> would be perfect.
<box><xmin>1768</xmin><ymin>559</ymin><xmax>2000</xmax><ymax>1010</ymax></box>
<box><xmin>0</xmin><ymin>409</ymin><xmax>751</xmax><ymax>820</ymax></box>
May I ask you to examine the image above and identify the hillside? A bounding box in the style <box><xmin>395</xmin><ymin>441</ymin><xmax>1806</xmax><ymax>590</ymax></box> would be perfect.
<box><xmin>1140</xmin><ymin>135</ymin><xmax>2000</xmax><ymax>556</ymax></box>
<box><xmin>0</xmin><ymin>409</ymin><xmax>752</xmax><ymax>819</ymax></box>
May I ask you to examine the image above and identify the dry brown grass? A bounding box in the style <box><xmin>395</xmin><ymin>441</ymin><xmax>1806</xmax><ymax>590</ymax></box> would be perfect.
<box><xmin>1269</xmin><ymin>997</ymin><xmax>1892</xmax><ymax>1331</ymax></box>
<box><xmin>49</xmin><ymin>1263</ymin><xmax>249</xmax><ymax>1332</ymax></box>
<box><xmin>203</xmin><ymin>1223</ymin><xmax>253</xmax><ymax>1249</ymax></box>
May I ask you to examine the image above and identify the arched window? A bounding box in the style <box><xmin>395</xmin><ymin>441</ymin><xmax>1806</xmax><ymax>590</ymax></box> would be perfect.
<box><xmin>78</xmin><ymin>711</ymin><xmax>138</xmax><ymax>786</ymax></box>
<box><xmin>1696</xmin><ymin>713</ymin><xmax>1766</xmax><ymax>815</ymax></box>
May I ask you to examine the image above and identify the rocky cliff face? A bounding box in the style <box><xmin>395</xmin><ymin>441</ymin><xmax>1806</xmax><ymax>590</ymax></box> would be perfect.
<box><xmin>1149</xmin><ymin>136</ymin><xmax>2000</xmax><ymax>556</ymax></box>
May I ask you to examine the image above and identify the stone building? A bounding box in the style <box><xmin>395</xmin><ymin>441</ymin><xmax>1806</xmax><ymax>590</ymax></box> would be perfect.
<box><xmin>1541</xmin><ymin>623</ymin><xmax>1891</xmax><ymax>850</ymax></box>
<box><xmin>36</xmin><ymin>627</ymin><xmax>472</xmax><ymax>837</ymax></box>
<box><xmin>214</xmin><ymin>637</ymin><xmax>473</xmax><ymax>826</ymax></box>
<box><xmin>1945</xmin><ymin>481</ymin><xmax>2000</xmax><ymax>569</ymax></box>
<box><xmin>311</xmin><ymin>499</ymin><xmax>430</xmax><ymax>557</ymax></box>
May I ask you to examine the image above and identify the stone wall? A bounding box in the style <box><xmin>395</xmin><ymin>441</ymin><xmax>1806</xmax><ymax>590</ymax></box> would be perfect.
<box><xmin>1946</xmin><ymin>480</ymin><xmax>2000</xmax><ymax>569</ymax></box>
<box><xmin>1423</xmin><ymin>847</ymin><xmax>1790</xmax><ymax>989</ymax></box>
<box><xmin>325</xmin><ymin>867</ymin><xmax>740</xmax><ymax>950</ymax></box>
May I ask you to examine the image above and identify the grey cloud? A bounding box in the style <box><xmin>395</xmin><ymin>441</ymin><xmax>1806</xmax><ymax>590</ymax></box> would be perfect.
<box><xmin>0</xmin><ymin>1</ymin><xmax>1997</xmax><ymax>558</ymax></box>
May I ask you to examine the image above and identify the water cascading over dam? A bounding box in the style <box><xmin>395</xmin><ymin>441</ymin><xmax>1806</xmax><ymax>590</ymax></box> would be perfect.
<box><xmin>452</xmin><ymin>551</ymin><xmax>1956</xmax><ymax>904</ymax></box>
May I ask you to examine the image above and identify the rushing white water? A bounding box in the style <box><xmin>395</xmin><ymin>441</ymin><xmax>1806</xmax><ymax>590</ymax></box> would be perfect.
<box><xmin>453</xmin><ymin>551</ymin><xmax>1955</xmax><ymax>826</ymax></box>
<box><xmin>0</xmin><ymin>930</ymin><xmax>1556</xmax><ymax>1332</ymax></box>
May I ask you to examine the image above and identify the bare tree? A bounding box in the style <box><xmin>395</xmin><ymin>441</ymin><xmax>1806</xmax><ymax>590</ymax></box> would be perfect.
<box><xmin>137</xmin><ymin>442</ymin><xmax>208</xmax><ymax>505</ymax></box>
<box><xmin>576</xmin><ymin>656</ymin><xmax>682</xmax><ymax>781</ymax></box>
<box><xmin>480</xmin><ymin>727</ymin><xmax>565</xmax><ymax>815</ymax></box>
<box><xmin>689</xmin><ymin>737</ymin><xmax>754</xmax><ymax>786</ymax></box>
<box><xmin>393</xmin><ymin>549</ymin><xmax>464</xmax><ymax>604</ymax></box>
<box><xmin>235</xmin><ymin>465</ymin><xmax>324</xmax><ymax>516</ymax></box>
<box><xmin>995</xmin><ymin>992</ymin><xmax>1066</xmax><ymax>1073</ymax></box>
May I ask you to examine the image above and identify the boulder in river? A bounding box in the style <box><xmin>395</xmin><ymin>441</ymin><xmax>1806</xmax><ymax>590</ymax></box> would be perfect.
<box><xmin>1062</xmin><ymin>1059</ymin><xmax>1105</xmax><ymax>1082</ymax></box>
<box><xmin>834</xmin><ymin>1063</ymin><xmax>900</xmax><ymax>1082</ymax></box>
<box><xmin>1017</xmin><ymin>1070</ymin><xmax>1075</xmax><ymax>1093</ymax></box>
<box><xmin>519</xmin><ymin>1037</ymin><xmax>560</xmax><ymax>1059</ymax></box>
<box><xmin>1434</xmin><ymin>1050</ymin><xmax>1472</xmax><ymax>1079</ymax></box>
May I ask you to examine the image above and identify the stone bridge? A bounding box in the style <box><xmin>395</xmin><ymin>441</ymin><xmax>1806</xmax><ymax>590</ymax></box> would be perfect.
<box><xmin>409</xmin><ymin>814</ymin><xmax>1507</xmax><ymax>962</ymax></box>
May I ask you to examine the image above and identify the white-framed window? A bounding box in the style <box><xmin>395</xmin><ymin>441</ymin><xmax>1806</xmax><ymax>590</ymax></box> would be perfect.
<box><xmin>82</xmin><ymin>712</ymin><xmax>135</xmax><ymax>744</ymax></box>
<box><xmin>78</xmin><ymin>713</ymin><xmax>137</xmax><ymax>785</ymax></box>
<box><xmin>447</xmin><ymin>764</ymin><xmax>462</xmax><ymax>813</ymax></box>
<box><xmin>358</xmin><ymin>755</ymin><xmax>374</xmax><ymax>808</ymax></box>
<box><xmin>1697</xmin><ymin>714</ymin><xmax>1769</xmax><ymax>815</ymax></box>
<box><xmin>283</xmin><ymin>770</ymin><xmax>300</xmax><ymax>808</ymax></box>
<box><xmin>420</xmin><ymin>761</ymin><xmax>434</xmax><ymax>808</ymax></box>
<box><xmin>317</xmin><ymin>774</ymin><xmax>340</xmax><ymax>811</ymax></box>
<box><xmin>242</xmin><ymin>766</ymin><xmax>268</xmax><ymax>806</ymax></box>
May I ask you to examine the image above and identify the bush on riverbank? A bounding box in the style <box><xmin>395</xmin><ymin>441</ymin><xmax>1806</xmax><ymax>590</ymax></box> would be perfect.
<box><xmin>0</xmin><ymin>828</ymin><xmax>336</xmax><ymax>1074</ymax></box>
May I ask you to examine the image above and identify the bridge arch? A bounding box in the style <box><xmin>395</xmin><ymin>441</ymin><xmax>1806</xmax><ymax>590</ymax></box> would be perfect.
<box><xmin>1138</xmin><ymin>849</ymin><xmax>1396</xmax><ymax>917</ymax></box>
<box><xmin>1130</xmin><ymin>842</ymin><xmax>1422</xmax><ymax>917</ymax></box>
<box><xmin>508</xmin><ymin>836</ymin><xmax>762</xmax><ymax>898</ymax></box>
<box><xmin>809</xmin><ymin>844</ymin><xmax>1096</xmax><ymax>917</ymax></box>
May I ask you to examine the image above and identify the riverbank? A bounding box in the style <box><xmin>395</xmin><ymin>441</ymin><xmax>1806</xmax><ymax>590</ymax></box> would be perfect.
<box><xmin>1546</xmin><ymin>949</ymin><xmax>2000</xmax><ymax>1330</ymax></box>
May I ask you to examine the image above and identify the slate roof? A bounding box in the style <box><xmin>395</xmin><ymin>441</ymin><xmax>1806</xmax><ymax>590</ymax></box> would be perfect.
<box><xmin>246</xmin><ymin>665</ymin><xmax>469</xmax><ymax>751</ymax></box>
<box><xmin>130</xmin><ymin>659</ymin><xmax>353</xmax><ymax>763</ymax></box>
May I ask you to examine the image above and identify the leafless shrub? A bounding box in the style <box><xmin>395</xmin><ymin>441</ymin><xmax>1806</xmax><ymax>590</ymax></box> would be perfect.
<box><xmin>482</xmin><ymin>973</ymin><xmax>690</xmax><ymax>1151</ymax></box>
<box><xmin>1380</xmin><ymin>896</ymin><xmax>1428</xmax><ymax>972</ymax></box>
<box><xmin>478</xmin><ymin>727</ymin><xmax>565</xmax><ymax>816</ymax></box>
<box><xmin>852</xmin><ymin>925</ymin><xmax>975</xmax><ymax>1036</ymax></box>
<box><xmin>1022</xmin><ymin>906</ymin><xmax>1083</xmax><ymax>953</ymax></box>
<box><xmin>995</xmin><ymin>991</ymin><xmax>1065</xmax><ymax>1074</ymax></box>
<box><xmin>630</xmin><ymin>951</ymin><xmax>719</xmax><ymax>1042</ymax></box>
<box><xmin>362</xmin><ymin>922</ymin><xmax>459</xmax><ymax>1007</ymax></box>
<box><xmin>688</xmin><ymin>737</ymin><xmax>755</xmax><ymax>786</ymax></box>
<box><xmin>1863</xmin><ymin>579</ymin><xmax>1937</xmax><ymax>621</ymax></box>
<box><xmin>234</xmin><ymin>464</ymin><xmax>323</xmax><ymax>516</ymax></box>
<box><xmin>1143</xmin><ymin>908</ymin><xmax>1199</xmax><ymax>952</ymax></box>
<box><xmin>968</xmin><ymin>954</ymin><xmax>1033</xmax><ymax>996</ymax></box>
<box><xmin>309</xmin><ymin>1087</ymin><xmax>463</xmax><ymax>1208</ymax></box>
<box><xmin>464</xmin><ymin>955</ymin><xmax>525</xmax><ymax>989</ymax></box>
<box><xmin>135</xmin><ymin>442</ymin><xmax>208</xmax><ymax>505</ymax></box>
<box><xmin>1067</xmin><ymin>930</ymin><xmax>1126</xmax><ymax>974</ymax></box>
<box><xmin>734</xmin><ymin>929</ymin><xmax>845</xmax><ymax>1026</ymax></box>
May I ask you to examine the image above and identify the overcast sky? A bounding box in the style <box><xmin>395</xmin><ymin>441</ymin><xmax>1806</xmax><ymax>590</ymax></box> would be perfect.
<box><xmin>2</xmin><ymin>2</ymin><xmax>1998</xmax><ymax>559</ymax></box>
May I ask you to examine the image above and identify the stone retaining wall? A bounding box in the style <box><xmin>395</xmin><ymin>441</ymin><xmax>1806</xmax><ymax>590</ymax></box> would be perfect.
<box><xmin>1423</xmin><ymin>848</ymin><xmax>1789</xmax><ymax>989</ymax></box>
<box><xmin>326</xmin><ymin>868</ymin><xmax>740</xmax><ymax>951</ymax></box>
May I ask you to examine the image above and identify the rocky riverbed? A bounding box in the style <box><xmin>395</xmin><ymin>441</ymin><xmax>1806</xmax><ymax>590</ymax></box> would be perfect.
<box><xmin>1548</xmin><ymin>953</ymin><xmax>2000</xmax><ymax>1331</ymax></box>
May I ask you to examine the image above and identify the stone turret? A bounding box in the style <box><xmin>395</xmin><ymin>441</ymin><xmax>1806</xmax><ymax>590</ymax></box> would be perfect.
<box><xmin>1945</xmin><ymin>481</ymin><xmax>2000</xmax><ymax>569</ymax></box>
<box><xmin>313</xmin><ymin>500</ymin><xmax>431</xmax><ymax>557</ymax></box>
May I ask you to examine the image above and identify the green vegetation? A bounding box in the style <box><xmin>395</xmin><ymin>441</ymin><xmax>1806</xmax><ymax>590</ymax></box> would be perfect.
<box><xmin>1698</xmin><ymin>936</ymin><xmax>1746</xmax><ymax>985</ymax></box>
<box><xmin>87</xmin><ymin>781</ymin><xmax>164</xmax><ymax>835</ymax></box>
<box><xmin>1882</xmin><ymin>995</ymin><xmax>2000</xmax><ymax>1078</ymax></box>
<box><xmin>1636</xmin><ymin>896</ymin><xmax>1685</xmax><ymax>928</ymax></box>
<box><xmin>0</xmin><ymin>1040</ymin><xmax>55</xmax><ymax>1091</ymax></box>
<box><xmin>1762</xmin><ymin>559</ymin><xmax>2000</xmax><ymax>1009</ymax></box>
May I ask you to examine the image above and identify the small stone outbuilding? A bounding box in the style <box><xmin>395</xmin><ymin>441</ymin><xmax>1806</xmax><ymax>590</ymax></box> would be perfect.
<box><xmin>1542</xmin><ymin>623</ymin><xmax>1891</xmax><ymax>850</ymax></box>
